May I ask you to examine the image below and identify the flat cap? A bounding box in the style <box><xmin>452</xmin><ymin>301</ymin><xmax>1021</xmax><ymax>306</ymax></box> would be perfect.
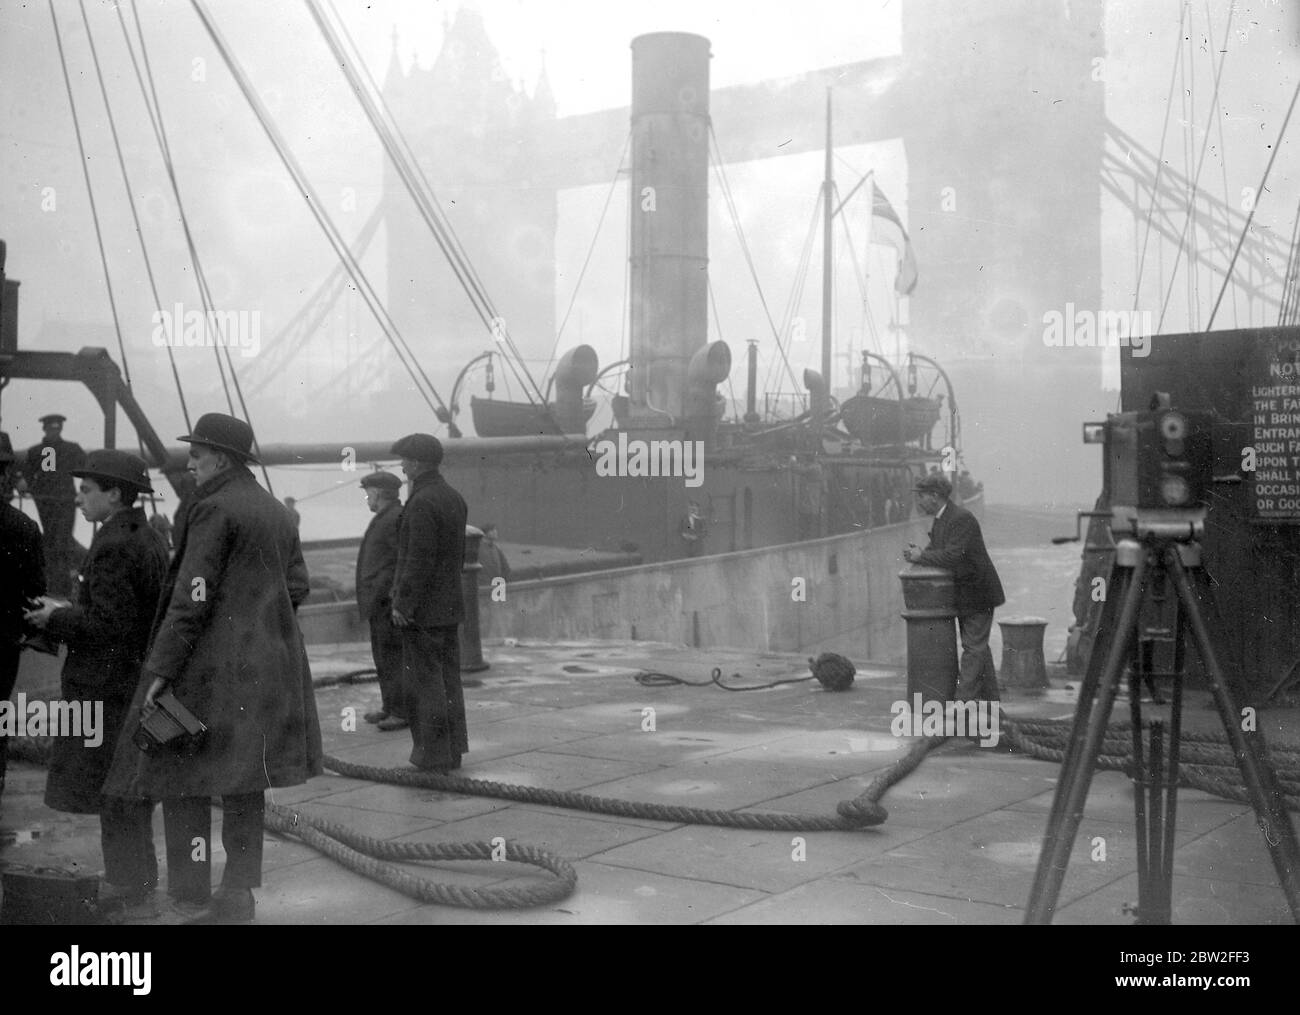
<box><xmin>71</xmin><ymin>449</ymin><xmax>154</xmax><ymax>493</ymax></box>
<box><xmin>39</xmin><ymin>413</ymin><xmax>67</xmax><ymax>425</ymax></box>
<box><xmin>914</xmin><ymin>472</ymin><xmax>953</xmax><ymax>497</ymax></box>
<box><xmin>360</xmin><ymin>470</ymin><xmax>403</xmax><ymax>491</ymax></box>
<box><xmin>390</xmin><ymin>433</ymin><xmax>443</xmax><ymax>465</ymax></box>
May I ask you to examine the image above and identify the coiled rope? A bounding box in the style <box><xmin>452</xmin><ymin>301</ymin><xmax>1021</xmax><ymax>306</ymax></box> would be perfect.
<box><xmin>263</xmin><ymin>803</ymin><xmax>576</xmax><ymax>909</ymax></box>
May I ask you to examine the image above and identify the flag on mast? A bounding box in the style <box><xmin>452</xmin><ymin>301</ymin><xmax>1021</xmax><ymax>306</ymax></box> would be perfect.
<box><xmin>870</xmin><ymin>182</ymin><xmax>918</xmax><ymax>295</ymax></box>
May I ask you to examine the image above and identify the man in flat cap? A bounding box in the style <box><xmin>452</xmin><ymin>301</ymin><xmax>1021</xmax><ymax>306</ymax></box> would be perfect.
<box><xmin>105</xmin><ymin>412</ymin><xmax>322</xmax><ymax>923</ymax></box>
<box><xmin>904</xmin><ymin>472</ymin><xmax>1005</xmax><ymax>704</ymax></box>
<box><xmin>0</xmin><ymin>447</ymin><xmax>45</xmax><ymax>808</ymax></box>
<box><xmin>18</xmin><ymin>414</ymin><xmax>86</xmax><ymax>595</ymax></box>
<box><xmin>25</xmin><ymin>450</ymin><xmax>167</xmax><ymax>917</ymax></box>
<box><xmin>389</xmin><ymin>433</ymin><xmax>468</xmax><ymax>771</ymax></box>
<box><xmin>356</xmin><ymin>471</ymin><xmax>406</xmax><ymax>731</ymax></box>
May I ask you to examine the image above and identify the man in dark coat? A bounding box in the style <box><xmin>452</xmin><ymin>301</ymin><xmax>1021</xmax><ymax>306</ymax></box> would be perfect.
<box><xmin>390</xmin><ymin>433</ymin><xmax>468</xmax><ymax>772</ymax></box>
<box><xmin>0</xmin><ymin>447</ymin><xmax>45</xmax><ymax>806</ymax></box>
<box><xmin>356</xmin><ymin>471</ymin><xmax>405</xmax><ymax>730</ymax></box>
<box><xmin>904</xmin><ymin>473</ymin><xmax>1006</xmax><ymax>702</ymax></box>
<box><xmin>17</xmin><ymin>414</ymin><xmax>86</xmax><ymax>595</ymax></box>
<box><xmin>106</xmin><ymin>413</ymin><xmax>323</xmax><ymax>924</ymax></box>
<box><xmin>25</xmin><ymin>450</ymin><xmax>167</xmax><ymax>915</ymax></box>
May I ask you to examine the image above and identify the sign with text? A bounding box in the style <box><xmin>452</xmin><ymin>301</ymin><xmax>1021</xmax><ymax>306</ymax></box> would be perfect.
<box><xmin>1250</xmin><ymin>332</ymin><xmax>1300</xmax><ymax>522</ymax></box>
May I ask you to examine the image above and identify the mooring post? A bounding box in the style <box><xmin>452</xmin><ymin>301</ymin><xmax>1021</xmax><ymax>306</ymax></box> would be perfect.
<box><xmin>898</xmin><ymin>565</ymin><xmax>959</xmax><ymax>706</ymax></box>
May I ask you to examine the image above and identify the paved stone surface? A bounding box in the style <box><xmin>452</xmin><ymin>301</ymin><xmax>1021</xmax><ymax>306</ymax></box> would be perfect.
<box><xmin>1</xmin><ymin>632</ymin><xmax>1296</xmax><ymax>926</ymax></box>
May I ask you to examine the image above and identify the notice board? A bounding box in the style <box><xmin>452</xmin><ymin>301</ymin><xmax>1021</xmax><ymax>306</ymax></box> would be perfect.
<box><xmin>1250</xmin><ymin>331</ymin><xmax>1300</xmax><ymax>522</ymax></box>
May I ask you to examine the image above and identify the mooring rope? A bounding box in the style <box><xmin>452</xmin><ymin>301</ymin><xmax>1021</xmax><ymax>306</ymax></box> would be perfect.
<box><xmin>263</xmin><ymin>803</ymin><xmax>576</xmax><ymax>909</ymax></box>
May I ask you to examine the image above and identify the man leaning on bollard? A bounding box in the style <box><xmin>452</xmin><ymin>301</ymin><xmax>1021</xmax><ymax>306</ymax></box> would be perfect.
<box><xmin>356</xmin><ymin>470</ymin><xmax>406</xmax><ymax>732</ymax></box>
<box><xmin>903</xmin><ymin>472</ymin><xmax>1006</xmax><ymax>703</ymax></box>
<box><xmin>389</xmin><ymin>433</ymin><xmax>468</xmax><ymax>773</ymax></box>
<box><xmin>105</xmin><ymin>412</ymin><xmax>323</xmax><ymax>924</ymax></box>
<box><xmin>25</xmin><ymin>450</ymin><xmax>167</xmax><ymax>919</ymax></box>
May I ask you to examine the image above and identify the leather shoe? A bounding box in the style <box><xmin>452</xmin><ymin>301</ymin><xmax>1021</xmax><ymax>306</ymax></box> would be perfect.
<box><xmin>376</xmin><ymin>715</ymin><xmax>409</xmax><ymax>731</ymax></box>
<box><xmin>363</xmin><ymin>710</ymin><xmax>388</xmax><ymax>724</ymax></box>
<box><xmin>211</xmin><ymin>886</ymin><xmax>255</xmax><ymax>923</ymax></box>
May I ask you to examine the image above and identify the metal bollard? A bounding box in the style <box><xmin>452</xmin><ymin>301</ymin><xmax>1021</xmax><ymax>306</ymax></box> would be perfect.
<box><xmin>998</xmin><ymin>616</ymin><xmax>1048</xmax><ymax>689</ymax></box>
<box><xmin>898</xmin><ymin>565</ymin><xmax>958</xmax><ymax>706</ymax></box>
<box><xmin>460</xmin><ymin>525</ymin><xmax>489</xmax><ymax>673</ymax></box>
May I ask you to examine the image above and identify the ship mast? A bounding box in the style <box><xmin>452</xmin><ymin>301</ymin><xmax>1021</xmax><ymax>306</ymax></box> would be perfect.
<box><xmin>821</xmin><ymin>88</ymin><xmax>834</xmax><ymax>402</ymax></box>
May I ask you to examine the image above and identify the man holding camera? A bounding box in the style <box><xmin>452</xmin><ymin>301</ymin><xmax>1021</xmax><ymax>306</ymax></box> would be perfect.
<box><xmin>903</xmin><ymin>472</ymin><xmax>1005</xmax><ymax>703</ymax></box>
<box><xmin>106</xmin><ymin>413</ymin><xmax>323</xmax><ymax>923</ymax></box>
<box><xmin>25</xmin><ymin>450</ymin><xmax>167</xmax><ymax>917</ymax></box>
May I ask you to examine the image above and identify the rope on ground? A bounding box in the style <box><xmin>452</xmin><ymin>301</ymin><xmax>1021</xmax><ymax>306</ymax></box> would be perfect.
<box><xmin>633</xmin><ymin>667</ymin><xmax>815</xmax><ymax>692</ymax></box>
<box><xmin>322</xmin><ymin>755</ymin><xmax>888</xmax><ymax>830</ymax></box>
<box><xmin>264</xmin><ymin>802</ymin><xmax>576</xmax><ymax>909</ymax></box>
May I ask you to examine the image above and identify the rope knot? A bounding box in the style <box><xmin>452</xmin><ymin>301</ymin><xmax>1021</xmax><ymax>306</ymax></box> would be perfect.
<box><xmin>809</xmin><ymin>652</ymin><xmax>856</xmax><ymax>692</ymax></box>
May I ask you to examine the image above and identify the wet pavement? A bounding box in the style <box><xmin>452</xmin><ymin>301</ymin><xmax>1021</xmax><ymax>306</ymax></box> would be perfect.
<box><xmin>1</xmin><ymin>635</ymin><xmax>1296</xmax><ymax>925</ymax></box>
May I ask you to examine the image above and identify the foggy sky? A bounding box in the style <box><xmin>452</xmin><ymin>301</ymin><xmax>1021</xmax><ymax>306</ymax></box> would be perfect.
<box><xmin>1</xmin><ymin>0</ymin><xmax>1298</xmax><ymax>526</ymax></box>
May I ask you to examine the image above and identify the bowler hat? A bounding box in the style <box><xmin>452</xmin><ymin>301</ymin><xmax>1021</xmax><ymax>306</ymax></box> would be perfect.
<box><xmin>72</xmin><ymin>449</ymin><xmax>155</xmax><ymax>493</ymax></box>
<box><xmin>390</xmin><ymin>433</ymin><xmax>443</xmax><ymax>466</ymax></box>
<box><xmin>360</xmin><ymin>471</ymin><xmax>403</xmax><ymax>491</ymax></box>
<box><xmin>178</xmin><ymin>412</ymin><xmax>259</xmax><ymax>463</ymax></box>
<box><xmin>39</xmin><ymin>413</ymin><xmax>67</xmax><ymax>425</ymax></box>
<box><xmin>914</xmin><ymin>473</ymin><xmax>953</xmax><ymax>497</ymax></box>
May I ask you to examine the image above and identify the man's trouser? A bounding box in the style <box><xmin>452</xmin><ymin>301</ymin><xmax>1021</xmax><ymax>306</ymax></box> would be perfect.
<box><xmin>101</xmin><ymin>798</ymin><xmax>158</xmax><ymax>893</ymax></box>
<box><xmin>401</xmin><ymin>625</ymin><xmax>468</xmax><ymax>770</ymax></box>
<box><xmin>0</xmin><ymin>644</ymin><xmax>18</xmax><ymax>793</ymax></box>
<box><xmin>955</xmin><ymin>609</ymin><xmax>999</xmax><ymax>702</ymax></box>
<box><xmin>369</xmin><ymin>605</ymin><xmax>405</xmax><ymax>718</ymax></box>
<box><xmin>163</xmin><ymin>792</ymin><xmax>264</xmax><ymax>902</ymax></box>
<box><xmin>34</xmin><ymin>498</ymin><xmax>75</xmax><ymax>596</ymax></box>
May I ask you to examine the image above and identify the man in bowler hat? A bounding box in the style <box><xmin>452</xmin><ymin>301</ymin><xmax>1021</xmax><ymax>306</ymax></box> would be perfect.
<box><xmin>356</xmin><ymin>471</ymin><xmax>406</xmax><ymax>731</ymax></box>
<box><xmin>0</xmin><ymin>447</ymin><xmax>45</xmax><ymax>807</ymax></box>
<box><xmin>903</xmin><ymin>472</ymin><xmax>1006</xmax><ymax>703</ymax></box>
<box><xmin>105</xmin><ymin>412</ymin><xmax>322</xmax><ymax>923</ymax></box>
<box><xmin>18</xmin><ymin>413</ymin><xmax>86</xmax><ymax>595</ymax></box>
<box><xmin>389</xmin><ymin>433</ymin><xmax>468</xmax><ymax>771</ymax></box>
<box><xmin>25</xmin><ymin>450</ymin><xmax>167</xmax><ymax>917</ymax></box>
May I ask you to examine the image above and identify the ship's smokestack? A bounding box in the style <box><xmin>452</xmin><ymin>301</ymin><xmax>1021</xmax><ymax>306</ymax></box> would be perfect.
<box><xmin>627</xmin><ymin>32</ymin><xmax>712</xmax><ymax>429</ymax></box>
<box><xmin>553</xmin><ymin>344</ymin><xmax>599</xmax><ymax>434</ymax></box>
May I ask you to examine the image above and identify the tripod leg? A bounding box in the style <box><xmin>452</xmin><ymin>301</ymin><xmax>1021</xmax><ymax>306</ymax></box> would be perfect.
<box><xmin>1167</xmin><ymin>552</ymin><xmax>1300</xmax><ymax>922</ymax></box>
<box><xmin>1128</xmin><ymin>636</ymin><xmax>1150</xmax><ymax>921</ymax></box>
<box><xmin>1025</xmin><ymin>548</ymin><xmax>1149</xmax><ymax>924</ymax></box>
<box><xmin>1158</xmin><ymin>594</ymin><xmax>1188</xmax><ymax>925</ymax></box>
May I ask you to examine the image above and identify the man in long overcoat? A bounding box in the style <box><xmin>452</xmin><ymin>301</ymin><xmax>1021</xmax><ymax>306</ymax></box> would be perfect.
<box><xmin>25</xmin><ymin>450</ymin><xmax>167</xmax><ymax>914</ymax></box>
<box><xmin>389</xmin><ymin>433</ymin><xmax>468</xmax><ymax>771</ymax></box>
<box><xmin>356</xmin><ymin>470</ymin><xmax>405</xmax><ymax>729</ymax></box>
<box><xmin>106</xmin><ymin>413</ymin><xmax>322</xmax><ymax>923</ymax></box>
<box><xmin>904</xmin><ymin>472</ymin><xmax>1006</xmax><ymax>702</ymax></box>
<box><xmin>0</xmin><ymin>447</ymin><xmax>45</xmax><ymax>807</ymax></box>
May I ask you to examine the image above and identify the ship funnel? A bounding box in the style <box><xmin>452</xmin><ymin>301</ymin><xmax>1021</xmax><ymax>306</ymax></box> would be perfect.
<box><xmin>553</xmin><ymin>344</ymin><xmax>599</xmax><ymax>434</ymax></box>
<box><xmin>627</xmin><ymin>32</ymin><xmax>711</xmax><ymax>430</ymax></box>
<box><xmin>685</xmin><ymin>339</ymin><xmax>731</xmax><ymax>444</ymax></box>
